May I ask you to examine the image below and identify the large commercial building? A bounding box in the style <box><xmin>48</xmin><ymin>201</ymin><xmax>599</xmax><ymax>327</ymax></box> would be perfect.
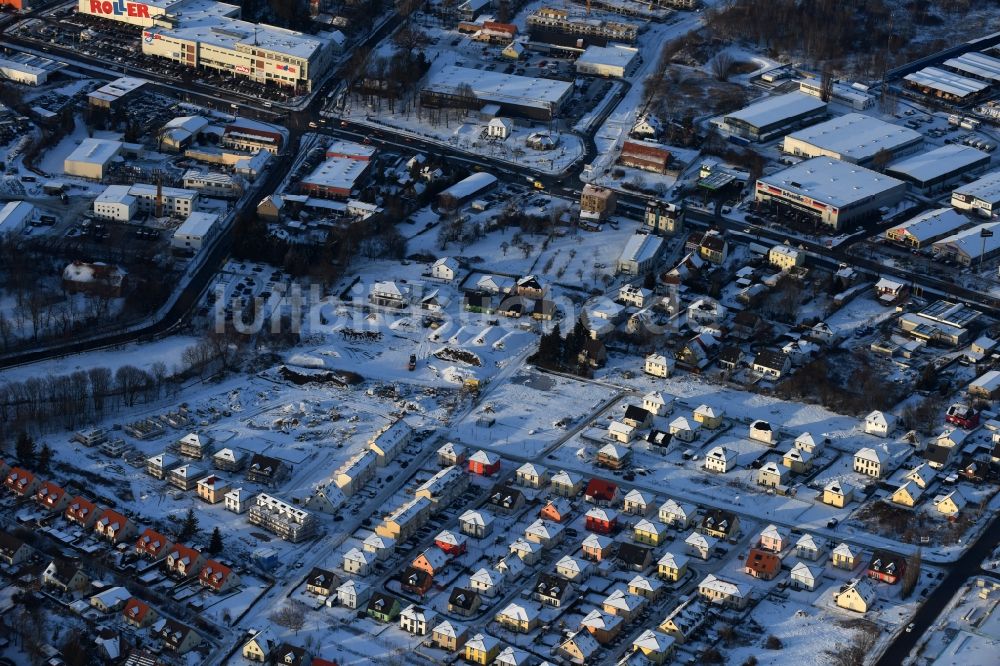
<box><xmin>421</xmin><ymin>65</ymin><xmax>572</xmax><ymax>121</ymax></box>
<box><xmin>0</xmin><ymin>201</ymin><xmax>35</xmax><ymax>235</ymax></box>
<box><xmin>299</xmin><ymin>157</ymin><xmax>370</xmax><ymax>199</ymax></box>
<box><xmin>88</xmin><ymin>77</ymin><xmax>148</xmax><ymax>110</ymax></box>
<box><xmin>782</xmin><ymin>113</ymin><xmax>923</xmax><ymax>167</ymax></box>
<box><xmin>716</xmin><ymin>92</ymin><xmax>827</xmax><ymax>143</ymax></box>
<box><xmin>885</xmin><ymin>144</ymin><xmax>991</xmax><ymax>193</ymax></box>
<box><xmin>79</xmin><ymin>0</ymin><xmax>335</xmax><ymax>90</ymax></box>
<box><xmin>142</xmin><ymin>19</ymin><xmax>335</xmax><ymax>91</ymax></box>
<box><xmin>0</xmin><ymin>53</ymin><xmax>63</xmax><ymax>85</ymax></box>
<box><xmin>885</xmin><ymin>208</ymin><xmax>971</xmax><ymax>249</ymax></box>
<box><xmin>527</xmin><ymin>7</ymin><xmax>639</xmax><ymax>46</ymax></box>
<box><xmin>574</xmin><ymin>44</ymin><xmax>639</xmax><ymax>78</ymax></box>
<box><xmin>64</xmin><ymin>138</ymin><xmax>124</xmax><ymax>180</ymax></box>
<box><xmin>93</xmin><ymin>183</ymin><xmax>198</xmax><ymax>220</ymax></box>
<box><xmin>754</xmin><ymin>157</ymin><xmax>906</xmax><ymax>230</ymax></box>
<box><xmin>76</xmin><ymin>0</ymin><xmax>239</xmax><ymax>28</ymax></box>
<box><xmin>952</xmin><ymin>171</ymin><xmax>1000</xmax><ymax>218</ymax></box>
<box><xmin>797</xmin><ymin>79</ymin><xmax>875</xmax><ymax>111</ymax></box>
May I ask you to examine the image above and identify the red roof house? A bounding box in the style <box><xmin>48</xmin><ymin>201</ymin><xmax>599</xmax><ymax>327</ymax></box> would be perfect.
<box><xmin>165</xmin><ymin>544</ymin><xmax>204</xmax><ymax>577</ymax></box>
<box><xmin>34</xmin><ymin>481</ymin><xmax>68</xmax><ymax>512</ymax></box>
<box><xmin>94</xmin><ymin>508</ymin><xmax>134</xmax><ymax>543</ymax></box>
<box><xmin>584</xmin><ymin>479</ymin><xmax>618</xmax><ymax>506</ymax></box>
<box><xmin>135</xmin><ymin>528</ymin><xmax>174</xmax><ymax>559</ymax></box>
<box><xmin>5</xmin><ymin>467</ymin><xmax>39</xmax><ymax>496</ymax></box>
<box><xmin>434</xmin><ymin>530</ymin><xmax>468</xmax><ymax>557</ymax></box>
<box><xmin>199</xmin><ymin>560</ymin><xmax>240</xmax><ymax>593</ymax></box>
<box><xmin>123</xmin><ymin>597</ymin><xmax>158</xmax><ymax>628</ymax></box>
<box><xmin>65</xmin><ymin>496</ymin><xmax>99</xmax><ymax>527</ymax></box>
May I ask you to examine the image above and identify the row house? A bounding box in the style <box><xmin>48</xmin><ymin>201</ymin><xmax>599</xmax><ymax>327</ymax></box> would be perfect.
<box><xmin>415</xmin><ymin>465</ymin><xmax>469</xmax><ymax>505</ymax></box>
<box><xmin>95</xmin><ymin>509</ymin><xmax>135</xmax><ymax>544</ymax></box>
<box><xmin>135</xmin><ymin>528</ymin><xmax>173</xmax><ymax>560</ymax></box>
<box><xmin>35</xmin><ymin>481</ymin><xmax>68</xmax><ymax>512</ymax></box>
<box><xmin>369</xmin><ymin>419</ymin><xmax>412</xmax><ymax>466</ymax></box>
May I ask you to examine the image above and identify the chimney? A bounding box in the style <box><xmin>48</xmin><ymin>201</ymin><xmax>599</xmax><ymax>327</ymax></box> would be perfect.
<box><xmin>155</xmin><ymin>175</ymin><xmax>163</xmax><ymax>218</ymax></box>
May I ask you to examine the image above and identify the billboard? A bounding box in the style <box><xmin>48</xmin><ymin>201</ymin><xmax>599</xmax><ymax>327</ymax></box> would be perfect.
<box><xmin>87</xmin><ymin>0</ymin><xmax>154</xmax><ymax>18</ymax></box>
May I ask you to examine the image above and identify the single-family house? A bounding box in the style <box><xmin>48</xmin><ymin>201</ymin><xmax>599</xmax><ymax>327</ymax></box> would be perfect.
<box><xmin>795</xmin><ymin>534</ymin><xmax>824</xmax><ymax>561</ymax></box>
<box><xmin>669</xmin><ymin>416</ymin><xmax>698</xmax><ymax>442</ymax></box>
<box><xmin>582</xmin><ymin>533</ymin><xmax>615</xmax><ymax>562</ymax></box>
<box><xmin>699</xmin><ymin>574</ymin><xmax>750</xmax><ymax>609</ymax></box>
<box><xmin>585</xmin><ymin>507</ymin><xmax>619</xmax><ymax>534</ymax></box>
<box><xmin>464</xmin><ymin>633</ymin><xmax>501</xmax><ymax>665</ymax></box>
<box><xmin>515</xmin><ymin>462</ymin><xmax>549</xmax><ymax>489</ymax></box>
<box><xmin>657</xmin><ymin>550</ymin><xmax>689</xmax><ymax>582</ymax></box>
<box><xmin>524</xmin><ymin>518</ymin><xmax>564</xmax><ymax>549</ymax></box>
<box><xmin>867</xmin><ymin>550</ymin><xmax>906</xmax><ymax>585</ymax></box>
<box><xmin>864</xmin><ymin>410</ymin><xmax>895</xmax><ymax>438</ymax></box>
<box><xmin>659</xmin><ymin>499</ymin><xmax>697</xmax><ymax>529</ymax></box>
<box><xmin>447</xmin><ymin>587</ymin><xmax>481</xmax><ymax>617</ymax></box>
<box><xmin>790</xmin><ymin>561</ymin><xmax>820</xmax><ymax>591</ymax></box>
<box><xmin>758</xmin><ymin>524</ymin><xmax>787</xmax><ymax>552</ymax></box>
<box><xmin>555</xmin><ymin>554</ymin><xmax>592</xmax><ymax>581</ymax></box>
<box><xmin>634</xmin><ymin>518</ymin><xmax>667</xmax><ymax>546</ymax></box>
<box><xmin>744</xmin><ymin>548</ymin><xmax>781</xmax><ymax>580</ymax></box>
<box><xmin>685</xmin><ymin>531</ymin><xmax>717</xmax><ymax>560</ymax></box>
<box><xmin>399</xmin><ymin>604</ymin><xmax>437</xmax><ymax>636</ymax></box>
<box><xmin>704</xmin><ymin>446</ymin><xmax>736</xmax><ymax>473</ymax></box>
<box><xmin>832</xmin><ymin>542</ymin><xmax>860</xmax><ymax>570</ymax></box>
<box><xmin>757</xmin><ymin>461</ymin><xmax>788</xmax><ymax>489</ymax></box>
<box><xmin>580</xmin><ymin>608</ymin><xmax>625</xmax><ymax>644</ymax></box>
<box><xmin>644</xmin><ymin>353</ymin><xmax>674</xmax><ymax>378</ymax></box>
<box><xmin>551</xmin><ymin>469</ymin><xmax>584</xmax><ymax>497</ymax></box>
<box><xmin>623</xmin><ymin>488</ymin><xmax>654</xmax><ymax>516</ymax></box>
<box><xmin>459</xmin><ymin>509</ymin><xmax>494</xmax><ymax>539</ymax></box>
<box><xmin>432</xmin><ymin>619</ymin><xmax>468</xmax><ymax>652</ymax></box>
<box><xmin>823</xmin><ymin>480</ymin><xmax>855</xmax><ymax>507</ymax></box>
<box><xmin>835</xmin><ymin>578</ymin><xmax>877</xmax><ymax>613</ymax></box>
<box><xmin>495</xmin><ymin>601</ymin><xmax>540</xmax><ymax>633</ymax></box>
<box><xmin>468</xmin><ymin>449</ymin><xmax>501</xmax><ymax>476</ymax></box>
<box><xmin>367</xmin><ymin>592</ymin><xmax>402</xmax><ymax>623</ymax></box>
<box><xmin>336</xmin><ymin>579</ymin><xmax>371</xmax><ymax>609</ymax></box>
<box><xmin>584</xmin><ymin>478</ymin><xmax>619</xmax><ymax>506</ymax></box>
<box><xmin>469</xmin><ymin>568</ymin><xmax>504</xmax><ymax>597</ymax></box>
<box><xmin>559</xmin><ymin>630</ymin><xmax>602</xmax><ymax>664</ymax></box>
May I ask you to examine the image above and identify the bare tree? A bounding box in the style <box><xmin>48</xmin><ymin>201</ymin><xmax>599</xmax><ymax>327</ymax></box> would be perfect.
<box><xmin>710</xmin><ymin>52</ymin><xmax>737</xmax><ymax>82</ymax></box>
<box><xmin>270</xmin><ymin>600</ymin><xmax>307</xmax><ymax>635</ymax></box>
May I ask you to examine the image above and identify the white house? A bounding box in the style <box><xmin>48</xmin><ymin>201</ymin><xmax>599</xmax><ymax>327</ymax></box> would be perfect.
<box><xmin>669</xmin><ymin>416</ymin><xmax>698</xmax><ymax>442</ymax></box>
<box><xmin>704</xmin><ymin>446</ymin><xmax>735</xmax><ymax>473</ymax></box>
<box><xmin>864</xmin><ymin>410</ymin><xmax>894</xmax><ymax>438</ymax></box>
<box><xmin>790</xmin><ymin>561</ymin><xmax>819</xmax><ymax>591</ymax></box>
<box><xmin>644</xmin><ymin>353</ymin><xmax>674</xmax><ymax>378</ymax></box>
<box><xmin>487</xmin><ymin>117</ymin><xmax>514</xmax><ymax>140</ymax></box>
<box><xmin>642</xmin><ymin>391</ymin><xmax>670</xmax><ymax>416</ymax></box>
<box><xmin>431</xmin><ymin>257</ymin><xmax>459</xmax><ymax>281</ymax></box>
<box><xmin>343</xmin><ymin>548</ymin><xmax>374</xmax><ymax>576</ymax></box>
<box><xmin>659</xmin><ymin>499</ymin><xmax>696</xmax><ymax>529</ymax></box>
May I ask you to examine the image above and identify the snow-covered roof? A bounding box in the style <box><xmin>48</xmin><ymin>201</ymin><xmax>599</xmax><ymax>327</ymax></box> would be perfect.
<box><xmin>658</xmin><ymin>550</ymin><xmax>689</xmax><ymax>569</ymax></box>
<box><xmin>174</xmin><ymin>212</ymin><xmax>218</xmax><ymax>240</ymax></box>
<box><xmin>887</xmin><ymin>207</ymin><xmax>969</xmax><ymax>244</ymax></box>
<box><xmin>784</xmin><ymin>113</ymin><xmax>923</xmax><ymax>163</ymax></box>
<box><xmin>905</xmin><ymin>66</ymin><xmax>989</xmax><ymax>98</ymax></box>
<box><xmin>758</xmin><ymin>157</ymin><xmax>906</xmax><ymax>209</ymax></box>
<box><xmin>618</xmin><ymin>233</ymin><xmax>664</xmax><ymax>265</ymax></box>
<box><xmin>439</xmin><ymin>171</ymin><xmax>499</xmax><ymax>200</ymax></box>
<box><xmin>886</xmin><ymin>144</ymin><xmax>989</xmax><ymax>184</ymax></box>
<box><xmin>699</xmin><ymin>573</ymin><xmax>748</xmax><ymax>598</ymax></box>
<box><xmin>953</xmin><ymin>170</ymin><xmax>1000</xmax><ymax>205</ymax></box>
<box><xmin>577</xmin><ymin>43</ymin><xmax>638</xmax><ymax>70</ymax></box>
<box><xmin>723</xmin><ymin>92</ymin><xmax>826</xmax><ymax>131</ymax></box>
<box><xmin>944</xmin><ymin>51</ymin><xmax>1000</xmax><ymax>83</ymax></box>
<box><xmin>933</xmin><ymin>221</ymin><xmax>1000</xmax><ymax>260</ymax></box>
<box><xmin>425</xmin><ymin>64</ymin><xmax>572</xmax><ymax>111</ymax></box>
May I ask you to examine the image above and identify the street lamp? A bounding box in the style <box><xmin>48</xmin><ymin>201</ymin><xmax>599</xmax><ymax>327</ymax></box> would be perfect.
<box><xmin>980</xmin><ymin>227</ymin><xmax>993</xmax><ymax>273</ymax></box>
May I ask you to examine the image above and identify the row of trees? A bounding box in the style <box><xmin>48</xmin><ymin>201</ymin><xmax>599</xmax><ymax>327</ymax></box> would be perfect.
<box><xmin>529</xmin><ymin>319</ymin><xmax>591</xmax><ymax>376</ymax></box>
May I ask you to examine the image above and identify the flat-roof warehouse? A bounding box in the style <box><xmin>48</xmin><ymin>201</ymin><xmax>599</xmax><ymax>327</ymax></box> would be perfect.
<box><xmin>952</xmin><ymin>171</ymin><xmax>1000</xmax><ymax>218</ymax></box>
<box><xmin>755</xmin><ymin>157</ymin><xmax>906</xmax><ymax>231</ymax></box>
<box><xmin>716</xmin><ymin>92</ymin><xmax>827</xmax><ymax>143</ymax></box>
<box><xmin>885</xmin><ymin>144</ymin><xmax>991</xmax><ymax>193</ymax></box>
<box><xmin>782</xmin><ymin>113</ymin><xmax>923</xmax><ymax>166</ymax></box>
<box><xmin>421</xmin><ymin>65</ymin><xmax>572</xmax><ymax>120</ymax></box>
